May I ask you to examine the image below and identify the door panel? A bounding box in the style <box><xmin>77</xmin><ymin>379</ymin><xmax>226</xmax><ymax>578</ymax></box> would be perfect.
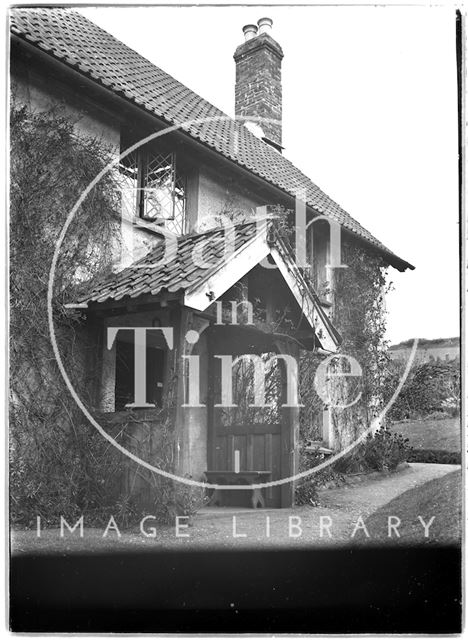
<box><xmin>213</xmin><ymin>422</ymin><xmax>282</xmax><ymax>507</ymax></box>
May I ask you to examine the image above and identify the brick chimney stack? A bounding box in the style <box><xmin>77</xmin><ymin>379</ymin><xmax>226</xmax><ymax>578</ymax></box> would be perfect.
<box><xmin>234</xmin><ymin>17</ymin><xmax>284</xmax><ymax>150</ymax></box>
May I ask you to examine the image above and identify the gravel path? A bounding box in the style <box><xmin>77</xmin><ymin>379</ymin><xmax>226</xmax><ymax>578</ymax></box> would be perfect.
<box><xmin>11</xmin><ymin>463</ymin><xmax>459</xmax><ymax>553</ymax></box>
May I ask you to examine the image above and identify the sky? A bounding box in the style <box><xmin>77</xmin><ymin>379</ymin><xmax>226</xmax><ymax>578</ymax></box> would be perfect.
<box><xmin>80</xmin><ymin>4</ymin><xmax>460</xmax><ymax>345</ymax></box>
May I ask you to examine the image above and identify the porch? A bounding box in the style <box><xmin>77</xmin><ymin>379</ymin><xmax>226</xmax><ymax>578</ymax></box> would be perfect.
<box><xmin>68</xmin><ymin>220</ymin><xmax>342</xmax><ymax>509</ymax></box>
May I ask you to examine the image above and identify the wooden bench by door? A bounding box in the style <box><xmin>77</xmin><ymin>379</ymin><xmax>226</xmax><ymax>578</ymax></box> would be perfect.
<box><xmin>213</xmin><ymin>422</ymin><xmax>282</xmax><ymax>508</ymax></box>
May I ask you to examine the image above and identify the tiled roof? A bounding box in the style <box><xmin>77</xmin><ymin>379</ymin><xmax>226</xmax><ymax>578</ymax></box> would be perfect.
<box><xmin>71</xmin><ymin>221</ymin><xmax>342</xmax><ymax>348</ymax></box>
<box><xmin>74</xmin><ymin>223</ymin><xmax>259</xmax><ymax>305</ymax></box>
<box><xmin>10</xmin><ymin>7</ymin><xmax>413</xmax><ymax>271</ymax></box>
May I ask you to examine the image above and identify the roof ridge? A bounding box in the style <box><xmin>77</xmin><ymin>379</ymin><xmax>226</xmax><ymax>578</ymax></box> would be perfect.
<box><xmin>10</xmin><ymin>8</ymin><xmax>299</xmax><ymax>176</ymax></box>
<box><xmin>10</xmin><ymin>7</ymin><xmax>413</xmax><ymax>272</ymax></box>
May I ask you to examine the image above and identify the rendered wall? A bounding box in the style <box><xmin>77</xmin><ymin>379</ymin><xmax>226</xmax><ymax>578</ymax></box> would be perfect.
<box><xmin>198</xmin><ymin>167</ymin><xmax>263</xmax><ymax>226</ymax></box>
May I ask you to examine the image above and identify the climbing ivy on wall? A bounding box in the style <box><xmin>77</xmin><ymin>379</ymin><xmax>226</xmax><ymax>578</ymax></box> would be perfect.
<box><xmin>10</xmin><ymin>103</ymin><xmax>208</xmax><ymax>526</ymax></box>
<box><xmin>329</xmin><ymin>242</ymin><xmax>392</xmax><ymax>447</ymax></box>
<box><xmin>10</xmin><ymin>103</ymin><xmax>132</xmax><ymax>526</ymax></box>
<box><xmin>265</xmin><ymin>208</ymin><xmax>393</xmax><ymax>449</ymax></box>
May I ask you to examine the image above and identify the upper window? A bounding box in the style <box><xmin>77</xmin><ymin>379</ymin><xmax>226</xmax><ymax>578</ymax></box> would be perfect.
<box><xmin>118</xmin><ymin>142</ymin><xmax>186</xmax><ymax>236</ymax></box>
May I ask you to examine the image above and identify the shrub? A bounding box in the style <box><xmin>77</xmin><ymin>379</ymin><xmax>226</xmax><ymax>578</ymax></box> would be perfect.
<box><xmin>333</xmin><ymin>447</ymin><xmax>367</xmax><ymax>474</ymax></box>
<box><xmin>9</xmin><ymin>407</ymin><xmax>141</xmax><ymax>528</ymax></box>
<box><xmin>388</xmin><ymin>361</ymin><xmax>460</xmax><ymax>420</ymax></box>
<box><xmin>295</xmin><ymin>481</ymin><xmax>320</xmax><ymax>506</ymax></box>
<box><xmin>334</xmin><ymin>427</ymin><xmax>411</xmax><ymax>474</ymax></box>
<box><xmin>167</xmin><ymin>478</ymin><xmax>210</xmax><ymax>523</ymax></box>
<box><xmin>441</xmin><ymin>398</ymin><xmax>460</xmax><ymax>418</ymax></box>
<box><xmin>300</xmin><ymin>449</ymin><xmax>329</xmax><ymax>470</ymax></box>
<box><xmin>361</xmin><ymin>427</ymin><xmax>411</xmax><ymax>472</ymax></box>
<box><xmin>296</xmin><ymin>448</ymin><xmax>346</xmax><ymax>503</ymax></box>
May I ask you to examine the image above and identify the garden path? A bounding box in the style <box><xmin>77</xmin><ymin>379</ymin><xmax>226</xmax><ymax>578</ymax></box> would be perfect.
<box><xmin>11</xmin><ymin>462</ymin><xmax>459</xmax><ymax>553</ymax></box>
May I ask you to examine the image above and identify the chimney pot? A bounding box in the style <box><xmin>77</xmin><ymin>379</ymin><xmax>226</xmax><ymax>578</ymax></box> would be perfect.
<box><xmin>242</xmin><ymin>24</ymin><xmax>258</xmax><ymax>41</ymax></box>
<box><xmin>257</xmin><ymin>17</ymin><xmax>273</xmax><ymax>35</ymax></box>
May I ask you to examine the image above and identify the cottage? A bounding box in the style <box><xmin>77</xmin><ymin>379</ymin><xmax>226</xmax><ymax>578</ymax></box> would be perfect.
<box><xmin>10</xmin><ymin>8</ymin><xmax>413</xmax><ymax>509</ymax></box>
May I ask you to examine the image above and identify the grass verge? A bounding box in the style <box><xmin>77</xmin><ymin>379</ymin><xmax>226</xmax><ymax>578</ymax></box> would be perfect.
<box><xmin>392</xmin><ymin>417</ymin><xmax>461</xmax><ymax>452</ymax></box>
<box><xmin>361</xmin><ymin>470</ymin><xmax>461</xmax><ymax>544</ymax></box>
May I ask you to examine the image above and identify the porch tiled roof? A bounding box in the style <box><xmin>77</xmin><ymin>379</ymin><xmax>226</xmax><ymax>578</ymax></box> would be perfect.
<box><xmin>74</xmin><ymin>222</ymin><xmax>259</xmax><ymax>305</ymax></box>
<box><xmin>10</xmin><ymin>8</ymin><xmax>413</xmax><ymax>272</ymax></box>
<box><xmin>72</xmin><ymin>221</ymin><xmax>342</xmax><ymax>350</ymax></box>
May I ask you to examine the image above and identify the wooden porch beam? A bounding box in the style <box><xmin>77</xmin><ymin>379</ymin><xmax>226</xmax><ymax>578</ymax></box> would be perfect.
<box><xmin>85</xmin><ymin>293</ymin><xmax>183</xmax><ymax>316</ymax></box>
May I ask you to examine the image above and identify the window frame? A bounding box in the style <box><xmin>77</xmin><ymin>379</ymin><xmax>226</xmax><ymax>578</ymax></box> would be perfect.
<box><xmin>118</xmin><ymin>138</ymin><xmax>187</xmax><ymax>235</ymax></box>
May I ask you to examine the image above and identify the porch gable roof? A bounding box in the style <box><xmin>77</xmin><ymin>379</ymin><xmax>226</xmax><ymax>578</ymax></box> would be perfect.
<box><xmin>69</xmin><ymin>221</ymin><xmax>341</xmax><ymax>351</ymax></box>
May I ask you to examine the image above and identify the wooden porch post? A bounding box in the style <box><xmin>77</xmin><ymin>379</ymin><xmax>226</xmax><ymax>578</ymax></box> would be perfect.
<box><xmin>163</xmin><ymin>304</ymin><xmax>190</xmax><ymax>476</ymax></box>
<box><xmin>277</xmin><ymin>338</ymin><xmax>300</xmax><ymax>508</ymax></box>
<box><xmin>206</xmin><ymin>325</ymin><xmax>216</xmax><ymax>470</ymax></box>
<box><xmin>99</xmin><ymin>320</ymin><xmax>116</xmax><ymax>413</ymax></box>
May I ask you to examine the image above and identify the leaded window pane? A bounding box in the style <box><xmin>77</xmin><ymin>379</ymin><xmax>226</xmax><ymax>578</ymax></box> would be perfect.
<box><xmin>117</xmin><ymin>146</ymin><xmax>186</xmax><ymax>235</ymax></box>
<box><xmin>141</xmin><ymin>151</ymin><xmax>186</xmax><ymax>234</ymax></box>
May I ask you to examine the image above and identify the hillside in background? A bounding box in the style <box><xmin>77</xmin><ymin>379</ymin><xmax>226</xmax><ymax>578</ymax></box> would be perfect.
<box><xmin>389</xmin><ymin>336</ymin><xmax>459</xmax><ymax>365</ymax></box>
<box><xmin>390</xmin><ymin>337</ymin><xmax>459</xmax><ymax>349</ymax></box>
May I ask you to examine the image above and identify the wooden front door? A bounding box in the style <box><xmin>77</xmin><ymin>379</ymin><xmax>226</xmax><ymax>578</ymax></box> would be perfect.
<box><xmin>205</xmin><ymin>325</ymin><xmax>297</xmax><ymax>509</ymax></box>
<box><xmin>212</xmin><ymin>422</ymin><xmax>282</xmax><ymax>508</ymax></box>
